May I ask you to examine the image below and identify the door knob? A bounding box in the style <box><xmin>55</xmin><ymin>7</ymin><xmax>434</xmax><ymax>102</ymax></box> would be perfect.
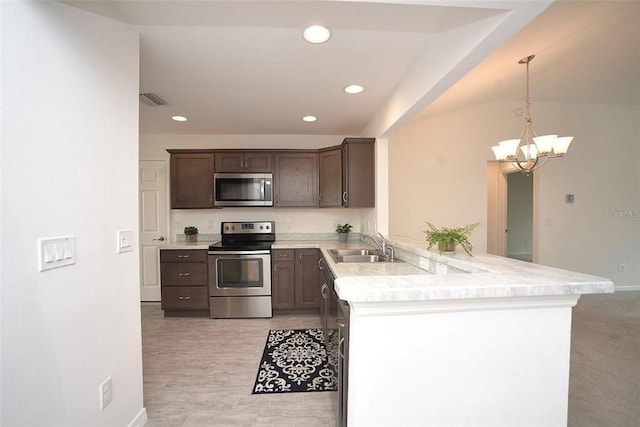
<box><xmin>153</xmin><ymin>236</ymin><xmax>166</xmax><ymax>241</ymax></box>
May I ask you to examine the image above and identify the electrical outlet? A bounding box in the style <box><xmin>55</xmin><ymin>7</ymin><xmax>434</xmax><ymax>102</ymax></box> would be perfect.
<box><xmin>100</xmin><ymin>377</ymin><xmax>113</xmax><ymax>410</ymax></box>
<box><xmin>618</xmin><ymin>263</ymin><xmax>626</xmax><ymax>272</ymax></box>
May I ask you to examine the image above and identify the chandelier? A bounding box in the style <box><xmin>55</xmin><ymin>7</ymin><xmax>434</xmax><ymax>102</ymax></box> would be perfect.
<box><xmin>491</xmin><ymin>54</ymin><xmax>573</xmax><ymax>174</ymax></box>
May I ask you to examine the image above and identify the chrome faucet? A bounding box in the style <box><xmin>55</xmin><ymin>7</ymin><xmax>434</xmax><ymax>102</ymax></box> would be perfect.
<box><xmin>362</xmin><ymin>233</ymin><xmax>395</xmax><ymax>261</ymax></box>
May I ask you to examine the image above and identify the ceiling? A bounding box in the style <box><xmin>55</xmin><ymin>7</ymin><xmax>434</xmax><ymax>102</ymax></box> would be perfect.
<box><xmin>62</xmin><ymin>0</ymin><xmax>639</xmax><ymax>137</ymax></box>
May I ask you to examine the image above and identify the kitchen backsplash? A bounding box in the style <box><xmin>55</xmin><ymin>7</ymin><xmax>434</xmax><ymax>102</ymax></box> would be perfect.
<box><xmin>170</xmin><ymin>207</ymin><xmax>375</xmax><ymax>242</ymax></box>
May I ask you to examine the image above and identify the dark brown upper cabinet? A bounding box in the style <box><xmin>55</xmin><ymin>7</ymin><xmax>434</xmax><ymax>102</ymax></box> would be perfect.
<box><xmin>169</xmin><ymin>152</ymin><xmax>215</xmax><ymax>209</ymax></box>
<box><xmin>214</xmin><ymin>151</ymin><xmax>272</xmax><ymax>173</ymax></box>
<box><xmin>342</xmin><ymin>138</ymin><xmax>375</xmax><ymax>208</ymax></box>
<box><xmin>319</xmin><ymin>147</ymin><xmax>343</xmax><ymax>207</ymax></box>
<box><xmin>274</xmin><ymin>152</ymin><xmax>319</xmax><ymax>207</ymax></box>
<box><xmin>166</xmin><ymin>138</ymin><xmax>375</xmax><ymax>209</ymax></box>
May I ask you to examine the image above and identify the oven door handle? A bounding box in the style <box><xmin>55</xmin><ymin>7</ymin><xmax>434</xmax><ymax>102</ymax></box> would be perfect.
<box><xmin>208</xmin><ymin>250</ymin><xmax>271</xmax><ymax>255</ymax></box>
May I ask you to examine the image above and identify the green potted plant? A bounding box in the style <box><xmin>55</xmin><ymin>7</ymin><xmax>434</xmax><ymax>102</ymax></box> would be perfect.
<box><xmin>424</xmin><ymin>221</ymin><xmax>479</xmax><ymax>256</ymax></box>
<box><xmin>184</xmin><ymin>226</ymin><xmax>199</xmax><ymax>243</ymax></box>
<box><xmin>335</xmin><ymin>223</ymin><xmax>353</xmax><ymax>242</ymax></box>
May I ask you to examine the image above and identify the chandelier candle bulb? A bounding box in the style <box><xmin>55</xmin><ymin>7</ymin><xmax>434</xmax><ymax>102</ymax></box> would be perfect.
<box><xmin>520</xmin><ymin>144</ymin><xmax>538</xmax><ymax>160</ymax></box>
<box><xmin>552</xmin><ymin>136</ymin><xmax>574</xmax><ymax>154</ymax></box>
<box><xmin>491</xmin><ymin>145</ymin><xmax>507</xmax><ymax>161</ymax></box>
<box><xmin>499</xmin><ymin>139</ymin><xmax>520</xmax><ymax>157</ymax></box>
<box><xmin>533</xmin><ymin>134</ymin><xmax>557</xmax><ymax>154</ymax></box>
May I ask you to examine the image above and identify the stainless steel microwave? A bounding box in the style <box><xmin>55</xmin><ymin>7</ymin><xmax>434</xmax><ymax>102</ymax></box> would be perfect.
<box><xmin>213</xmin><ymin>173</ymin><xmax>273</xmax><ymax>207</ymax></box>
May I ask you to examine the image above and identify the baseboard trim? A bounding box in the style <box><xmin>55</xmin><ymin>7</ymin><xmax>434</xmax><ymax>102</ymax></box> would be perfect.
<box><xmin>128</xmin><ymin>407</ymin><xmax>148</xmax><ymax>427</ymax></box>
<box><xmin>614</xmin><ymin>285</ymin><xmax>640</xmax><ymax>292</ymax></box>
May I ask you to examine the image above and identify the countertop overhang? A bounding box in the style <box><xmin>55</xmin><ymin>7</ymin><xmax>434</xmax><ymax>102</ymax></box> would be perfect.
<box><xmin>272</xmin><ymin>236</ymin><xmax>614</xmax><ymax>303</ymax></box>
<box><xmin>162</xmin><ymin>236</ymin><xmax>614</xmax><ymax>304</ymax></box>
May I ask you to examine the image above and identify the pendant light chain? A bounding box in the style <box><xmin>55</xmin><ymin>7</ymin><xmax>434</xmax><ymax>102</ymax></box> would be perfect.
<box><xmin>524</xmin><ymin>58</ymin><xmax>532</xmax><ymax>124</ymax></box>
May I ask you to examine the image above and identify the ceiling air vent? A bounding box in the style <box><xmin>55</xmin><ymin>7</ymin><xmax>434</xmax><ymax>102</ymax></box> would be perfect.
<box><xmin>139</xmin><ymin>93</ymin><xmax>167</xmax><ymax>106</ymax></box>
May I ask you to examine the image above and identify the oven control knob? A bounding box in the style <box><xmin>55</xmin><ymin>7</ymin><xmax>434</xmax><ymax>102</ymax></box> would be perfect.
<box><xmin>259</xmin><ymin>226</ymin><xmax>264</xmax><ymax>229</ymax></box>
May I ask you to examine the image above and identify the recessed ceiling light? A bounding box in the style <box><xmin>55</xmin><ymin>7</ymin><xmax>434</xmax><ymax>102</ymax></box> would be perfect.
<box><xmin>302</xmin><ymin>115</ymin><xmax>317</xmax><ymax>122</ymax></box>
<box><xmin>344</xmin><ymin>84</ymin><xmax>364</xmax><ymax>94</ymax></box>
<box><xmin>171</xmin><ymin>115</ymin><xmax>188</xmax><ymax>122</ymax></box>
<box><xmin>303</xmin><ymin>25</ymin><xmax>331</xmax><ymax>44</ymax></box>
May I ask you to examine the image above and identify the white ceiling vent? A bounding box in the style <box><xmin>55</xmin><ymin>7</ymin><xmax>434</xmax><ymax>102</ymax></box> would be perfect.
<box><xmin>139</xmin><ymin>93</ymin><xmax>167</xmax><ymax>106</ymax></box>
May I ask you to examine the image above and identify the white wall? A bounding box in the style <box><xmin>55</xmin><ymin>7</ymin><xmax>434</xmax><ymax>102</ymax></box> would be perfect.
<box><xmin>140</xmin><ymin>134</ymin><xmax>378</xmax><ymax>239</ymax></box>
<box><xmin>389</xmin><ymin>101</ymin><xmax>640</xmax><ymax>289</ymax></box>
<box><xmin>1</xmin><ymin>2</ymin><xmax>145</xmax><ymax>425</ymax></box>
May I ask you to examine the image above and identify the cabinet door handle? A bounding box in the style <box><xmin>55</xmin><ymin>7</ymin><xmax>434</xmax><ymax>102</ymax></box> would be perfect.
<box><xmin>318</xmin><ymin>258</ymin><xmax>324</xmax><ymax>270</ymax></box>
<box><xmin>342</xmin><ymin>191</ymin><xmax>348</xmax><ymax>203</ymax></box>
<box><xmin>178</xmin><ymin>272</ymin><xmax>191</xmax><ymax>277</ymax></box>
<box><xmin>178</xmin><ymin>296</ymin><xmax>191</xmax><ymax>300</ymax></box>
<box><xmin>320</xmin><ymin>283</ymin><xmax>328</xmax><ymax>299</ymax></box>
<box><xmin>177</xmin><ymin>255</ymin><xmax>190</xmax><ymax>258</ymax></box>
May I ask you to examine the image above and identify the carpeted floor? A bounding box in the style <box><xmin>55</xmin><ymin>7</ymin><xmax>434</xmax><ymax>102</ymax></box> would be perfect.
<box><xmin>568</xmin><ymin>291</ymin><xmax>640</xmax><ymax>426</ymax></box>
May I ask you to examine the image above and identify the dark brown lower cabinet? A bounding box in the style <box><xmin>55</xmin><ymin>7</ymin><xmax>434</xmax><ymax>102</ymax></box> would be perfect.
<box><xmin>272</xmin><ymin>250</ymin><xmax>296</xmax><ymax>309</ymax></box>
<box><xmin>272</xmin><ymin>249</ymin><xmax>320</xmax><ymax>310</ymax></box>
<box><xmin>160</xmin><ymin>249</ymin><xmax>209</xmax><ymax>316</ymax></box>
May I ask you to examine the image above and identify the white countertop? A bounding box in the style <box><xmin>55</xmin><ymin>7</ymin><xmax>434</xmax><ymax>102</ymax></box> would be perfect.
<box><xmin>160</xmin><ymin>241</ymin><xmax>217</xmax><ymax>250</ymax></box>
<box><xmin>273</xmin><ymin>237</ymin><xmax>614</xmax><ymax>303</ymax></box>
<box><xmin>162</xmin><ymin>237</ymin><xmax>614</xmax><ymax>303</ymax></box>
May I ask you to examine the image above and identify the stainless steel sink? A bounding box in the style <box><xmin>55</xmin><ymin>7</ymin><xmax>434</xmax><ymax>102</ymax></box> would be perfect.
<box><xmin>330</xmin><ymin>249</ymin><xmax>380</xmax><ymax>256</ymax></box>
<box><xmin>328</xmin><ymin>249</ymin><xmax>402</xmax><ymax>263</ymax></box>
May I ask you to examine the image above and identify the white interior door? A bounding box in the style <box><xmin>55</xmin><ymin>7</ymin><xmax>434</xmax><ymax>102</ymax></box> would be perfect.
<box><xmin>139</xmin><ymin>160</ymin><xmax>168</xmax><ymax>301</ymax></box>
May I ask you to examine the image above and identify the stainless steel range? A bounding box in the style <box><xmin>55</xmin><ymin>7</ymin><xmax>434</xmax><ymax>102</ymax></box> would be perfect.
<box><xmin>208</xmin><ymin>221</ymin><xmax>274</xmax><ymax>318</ymax></box>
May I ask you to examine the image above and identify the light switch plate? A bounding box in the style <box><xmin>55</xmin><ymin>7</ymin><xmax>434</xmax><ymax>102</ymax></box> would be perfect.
<box><xmin>38</xmin><ymin>236</ymin><xmax>75</xmax><ymax>271</ymax></box>
<box><xmin>117</xmin><ymin>230</ymin><xmax>133</xmax><ymax>253</ymax></box>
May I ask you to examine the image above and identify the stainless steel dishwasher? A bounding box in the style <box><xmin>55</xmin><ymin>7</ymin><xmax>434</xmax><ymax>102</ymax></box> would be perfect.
<box><xmin>319</xmin><ymin>255</ymin><xmax>349</xmax><ymax>427</ymax></box>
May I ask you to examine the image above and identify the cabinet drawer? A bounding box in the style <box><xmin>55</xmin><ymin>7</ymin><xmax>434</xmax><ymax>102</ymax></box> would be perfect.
<box><xmin>161</xmin><ymin>286</ymin><xmax>209</xmax><ymax>310</ymax></box>
<box><xmin>273</xmin><ymin>249</ymin><xmax>295</xmax><ymax>261</ymax></box>
<box><xmin>160</xmin><ymin>249</ymin><xmax>208</xmax><ymax>263</ymax></box>
<box><xmin>161</xmin><ymin>262</ymin><xmax>208</xmax><ymax>286</ymax></box>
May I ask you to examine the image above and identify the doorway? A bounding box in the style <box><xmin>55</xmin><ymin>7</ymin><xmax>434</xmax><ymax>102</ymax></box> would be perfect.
<box><xmin>487</xmin><ymin>162</ymin><xmax>538</xmax><ymax>262</ymax></box>
<box><xmin>506</xmin><ymin>172</ymin><xmax>533</xmax><ymax>262</ymax></box>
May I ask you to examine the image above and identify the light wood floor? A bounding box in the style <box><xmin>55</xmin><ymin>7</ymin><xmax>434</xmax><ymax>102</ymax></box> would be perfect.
<box><xmin>141</xmin><ymin>306</ymin><xmax>334</xmax><ymax>426</ymax></box>
<box><xmin>142</xmin><ymin>291</ymin><xmax>639</xmax><ymax>426</ymax></box>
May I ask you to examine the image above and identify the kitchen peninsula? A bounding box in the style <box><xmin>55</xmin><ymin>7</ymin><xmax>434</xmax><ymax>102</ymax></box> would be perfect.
<box><xmin>275</xmin><ymin>236</ymin><xmax>614</xmax><ymax>427</ymax></box>
<box><xmin>162</xmin><ymin>235</ymin><xmax>613</xmax><ymax>426</ymax></box>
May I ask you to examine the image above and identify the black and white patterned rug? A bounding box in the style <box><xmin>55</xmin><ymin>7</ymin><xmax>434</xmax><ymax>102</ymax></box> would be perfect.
<box><xmin>252</xmin><ymin>328</ymin><xmax>337</xmax><ymax>394</ymax></box>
